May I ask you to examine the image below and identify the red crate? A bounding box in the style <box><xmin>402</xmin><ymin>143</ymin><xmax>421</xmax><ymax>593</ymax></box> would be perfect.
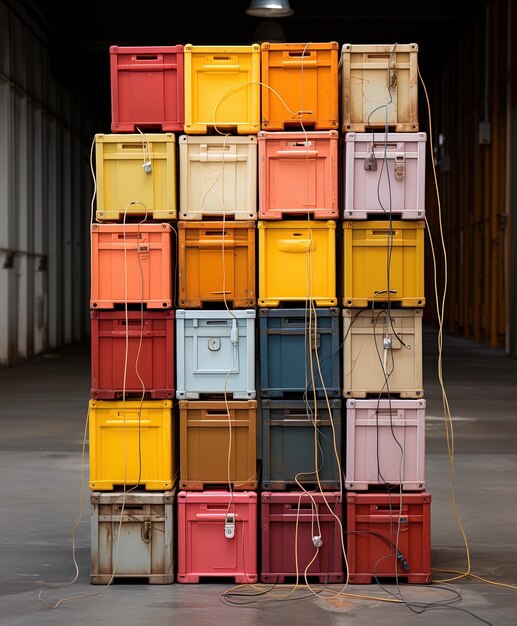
<box><xmin>90</xmin><ymin>310</ymin><xmax>174</xmax><ymax>400</ymax></box>
<box><xmin>261</xmin><ymin>491</ymin><xmax>344</xmax><ymax>584</ymax></box>
<box><xmin>346</xmin><ymin>492</ymin><xmax>432</xmax><ymax>584</ymax></box>
<box><xmin>110</xmin><ymin>45</ymin><xmax>184</xmax><ymax>133</ymax></box>
<box><xmin>177</xmin><ymin>491</ymin><xmax>258</xmax><ymax>584</ymax></box>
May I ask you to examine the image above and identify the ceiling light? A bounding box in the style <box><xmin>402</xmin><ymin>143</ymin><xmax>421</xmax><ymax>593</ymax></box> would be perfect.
<box><xmin>246</xmin><ymin>0</ymin><xmax>294</xmax><ymax>18</ymax></box>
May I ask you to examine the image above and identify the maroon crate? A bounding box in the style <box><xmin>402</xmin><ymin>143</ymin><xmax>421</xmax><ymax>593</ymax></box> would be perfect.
<box><xmin>346</xmin><ymin>491</ymin><xmax>432</xmax><ymax>584</ymax></box>
<box><xmin>90</xmin><ymin>310</ymin><xmax>174</xmax><ymax>399</ymax></box>
<box><xmin>261</xmin><ymin>491</ymin><xmax>344</xmax><ymax>584</ymax></box>
<box><xmin>110</xmin><ymin>45</ymin><xmax>184</xmax><ymax>132</ymax></box>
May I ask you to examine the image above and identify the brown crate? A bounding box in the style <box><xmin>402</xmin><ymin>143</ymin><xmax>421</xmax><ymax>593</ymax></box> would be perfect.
<box><xmin>179</xmin><ymin>400</ymin><xmax>258</xmax><ymax>490</ymax></box>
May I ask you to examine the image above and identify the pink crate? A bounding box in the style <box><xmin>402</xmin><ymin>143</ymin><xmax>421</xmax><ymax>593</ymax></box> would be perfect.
<box><xmin>343</xmin><ymin>132</ymin><xmax>426</xmax><ymax>219</ymax></box>
<box><xmin>258</xmin><ymin>130</ymin><xmax>339</xmax><ymax>220</ymax></box>
<box><xmin>110</xmin><ymin>45</ymin><xmax>184</xmax><ymax>132</ymax></box>
<box><xmin>346</xmin><ymin>399</ymin><xmax>426</xmax><ymax>491</ymax></box>
<box><xmin>261</xmin><ymin>491</ymin><xmax>344</xmax><ymax>584</ymax></box>
<box><xmin>177</xmin><ymin>491</ymin><xmax>258</xmax><ymax>584</ymax></box>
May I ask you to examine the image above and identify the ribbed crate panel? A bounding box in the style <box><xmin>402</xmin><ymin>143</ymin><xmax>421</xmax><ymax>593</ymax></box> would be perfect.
<box><xmin>261</xmin><ymin>42</ymin><xmax>339</xmax><ymax>131</ymax></box>
<box><xmin>95</xmin><ymin>133</ymin><xmax>177</xmax><ymax>221</ymax></box>
<box><xmin>184</xmin><ymin>45</ymin><xmax>260</xmax><ymax>135</ymax></box>
<box><xmin>90</xmin><ymin>310</ymin><xmax>174</xmax><ymax>399</ymax></box>
<box><xmin>178</xmin><ymin>221</ymin><xmax>256</xmax><ymax>308</ymax></box>
<box><xmin>178</xmin><ymin>135</ymin><xmax>257</xmax><ymax>220</ymax></box>
<box><xmin>179</xmin><ymin>400</ymin><xmax>257</xmax><ymax>490</ymax></box>
<box><xmin>90</xmin><ymin>223</ymin><xmax>173</xmax><ymax>309</ymax></box>
<box><xmin>177</xmin><ymin>490</ymin><xmax>258</xmax><ymax>583</ymax></box>
<box><xmin>343</xmin><ymin>309</ymin><xmax>423</xmax><ymax>399</ymax></box>
<box><xmin>110</xmin><ymin>45</ymin><xmax>184</xmax><ymax>133</ymax></box>
<box><xmin>88</xmin><ymin>399</ymin><xmax>176</xmax><ymax>491</ymax></box>
<box><xmin>343</xmin><ymin>132</ymin><xmax>426</xmax><ymax>220</ymax></box>
<box><xmin>346</xmin><ymin>491</ymin><xmax>432</xmax><ymax>584</ymax></box>
<box><xmin>259</xmin><ymin>308</ymin><xmax>340</xmax><ymax>398</ymax></box>
<box><xmin>261</xmin><ymin>399</ymin><xmax>342</xmax><ymax>490</ymax></box>
<box><xmin>346</xmin><ymin>398</ymin><xmax>426</xmax><ymax>490</ymax></box>
<box><xmin>258</xmin><ymin>130</ymin><xmax>338</xmax><ymax>220</ymax></box>
<box><xmin>90</xmin><ymin>489</ymin><xmax>175</xmax><ymax>584</ymax></box>
<box><xmin>258</xmin><ymin>221</ymin><xmax>337</xmax><ymax>307</ymax></box>
<box><xmin>339</xmin><ymin>43</ymin><xmax>419</xmax><ymax>133</ymax></box>
<box><xmin>342</xmin><ymin>220</ymin><xmax>425</xmax><ymax>308</ymax></box>
<box><xmin>261</xmin><ymin>491</ymin><xmax>344</xmax><ymax>583</ymax></box>
<box><xmin>176</xmin><ymin>309</ymin><xmax>256</xmax><ymax>400</ymax></box>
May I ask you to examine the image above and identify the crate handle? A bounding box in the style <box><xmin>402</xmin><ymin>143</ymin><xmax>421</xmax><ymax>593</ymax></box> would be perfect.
<box><xmin>289</xmin><ymin>51</ymin><xmax>313</xmax><ymax>58</ymax></box>
<box><xmin>202</xmin><ymin>64</ymin><xmax>241</xmax><ymax>72</ymax></box>
<box><xmin>135</xmin><ymin>54</ymin><xmax>159</xmax><ymax>61</ymax></box>
<box><xmin>371</xmin><ymin>230</ymin><xmax>396</xmax><ymax>237</ymax></box>
<box><xmin>275</xmin><ymin>149</ymin><xmax>318</xmax><ymax>158</ymax></box>
<box><xmin>376</xmin><ymin>504</ymin><xmax>406</xmax><ymax>513</ymax></box>
<box><xmin>206</xmin><ymin>410</ymin><xmax>230</xmax><ymax>416</ymax></box>
<box><xmin>119</xmin><ymin>319</ymin><xmax>143</xmax><ymax>326</ymax></box>
<box><xmin>205</xmin><ymin>320</ymin><xmax>228</xmax><ymax>326</ymax></box>
<box><xmin>115</xmin><ymin>504</ymin><xmax>145</xmax><ymax>512</ymax></box>
<box><xmin>372</xmin><ymin>142</ymin><xmax>398</xmax><ymax>149</ymax></box>
<box><xmin>205</xmin><ymin>230</ymin><xmax>227</xmax><ymax>237</ymax></box>
<box><xmin>289</xmin><ymin>503</ymin><xmax>313</xmax><ymax>510</ymax></box>
<box><xmin>285</xmin><ymin>317</ymin><xmax>304</xmax><ymax>324</ymax></box>
<box><xmin>196</xmin><ymin>513</ymin><xmax>232</xmax><ymax>520</ymax></box>
<box><xmin>121</xmin><ymin>143</ymin><xmax>145</xmax><ymax>150</ymax></box>
<box><xmin>278</xmin><ymin>239</ymin><xmax>316</xmax><ymax>253</ymax></box>
<box><xmin>282</xmin><ymin>60</ymin><xmax>317</xmax><ymax>68</ymax></box>
<box><xmin>367</xmin><ymin>53</ymin><xmax>391</xmax><ymax>59</ymax></box>
<box><xmin>117</xmin><ymin>233</ymin><xmax>142</xmax><ymax>239</ymax></box>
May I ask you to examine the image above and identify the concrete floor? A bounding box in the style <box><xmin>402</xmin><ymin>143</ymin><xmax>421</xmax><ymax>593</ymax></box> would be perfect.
<box><xmin>0</xmin><ymin>327</ymin><xmax>516</xmax><ymax>626</ymax></box>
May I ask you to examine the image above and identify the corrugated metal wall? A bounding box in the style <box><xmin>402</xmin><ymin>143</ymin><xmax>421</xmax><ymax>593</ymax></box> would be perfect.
<box><xmin>0</xmin><ymin>0</ymin><xmax>94</xmax><ymax>366</ymax></box>
<box><xmin>425</xmin><ymin>0</ymin><xmax>515</xmax><ymax>353</ymax></box>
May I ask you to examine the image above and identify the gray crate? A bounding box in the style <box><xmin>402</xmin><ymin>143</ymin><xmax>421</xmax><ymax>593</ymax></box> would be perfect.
<box><xmin>90</xmin><ymin>490</ymin><xmax>175</xmax><ymax>584</ymax></box>
<box><xmin>261</xmin><ymin>399</ymin><xmax>342</xmax><ymax>490</ymax></box>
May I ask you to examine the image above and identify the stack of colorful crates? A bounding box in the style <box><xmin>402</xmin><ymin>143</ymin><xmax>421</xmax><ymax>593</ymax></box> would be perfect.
<box><xmin>257</xmin><ymin>42</ymin><xmax>344</xmax><ymax>584</ymax></box>
<box><xmin>339</xmin><ymin>43</ymin><xmax>432</xmax><ymax>584</ymax></box>
<box><xmin>175</xmin><ymin>44</ymin><xmax>260</xmax><ymax>584</ymax></box>
<box><xmin>88</xmin><ymin>45</ymin><xmax>183</xmax><ymax>584</ymax></box>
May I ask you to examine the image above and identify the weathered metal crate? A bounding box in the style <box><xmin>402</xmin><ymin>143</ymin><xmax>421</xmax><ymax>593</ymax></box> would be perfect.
<box><xmin>90</xmin><ymin>489</ymin><xmax>176</xmax><ymax>584</ymax></box>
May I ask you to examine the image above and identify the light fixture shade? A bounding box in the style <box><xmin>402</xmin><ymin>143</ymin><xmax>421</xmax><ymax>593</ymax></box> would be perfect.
<box><xmin>246</xmin><ymin>0</ymin><xmax>294</xmax><ymax>18</ymax></box>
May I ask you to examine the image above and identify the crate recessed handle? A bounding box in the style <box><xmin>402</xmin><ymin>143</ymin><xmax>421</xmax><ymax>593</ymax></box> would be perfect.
<box><xmin>285</xmin><ymin>317</ymin><xmax>304</xmax><ymax>323</ymax></box>
<box><xmin>372</xmin><ymin>230</ymin><xmax>395</xmax><ymax>236</ymax></box>
<box><xmin>290</xmin><ymin>503</ymin><xmax>312</xmax><ymax>510</ymax></box>
<box><xmin>376</xmin><ymin>505</ymin><xmax>404</xmax><ymax>512</ymax></box>
<box><xmin>213</xmin><ymin>56</ymin><xmax>231</xmax><ymax>60</ymax></box>
<box><xmin>205</xmin><ymin>320</ymin><xmax>228</xmax><ymax>325</ymax></box>
<box><xmin>116</xmin><ymin>504</ymin><xmax>145</xmax><ymax>512</ymax></box>
<box><xmin>117</xmin><ymin>233</ymin><xmax>142</xmax><ymax>239</ymax></box>
<box><xmin>367</xmin><ymin>53</ymin><xmax>391</xmax><ymax>59</ymax></box>
<box><xmin>205</xmin><ymin>230</ymin><xmax>227</xmax><ymax>237</ymax></box>
<box><xmin>120</xmin><ymin>320</ymin><xmax>141</xmax><ymax>325</ymax></box>
<box><xmin>121</xmin><ymin>143</ymin><xmax>143</xmax><ymax>150</ymax></box>
<box><xmin>206</xmin><ymin>410</ymin><xmax>230</xmax><ymax>416</ymax></box>
<box><xmin>372</xmin><ymin>142</ymin><xmax>398</xmax><ymax>149</ymax></box>
<box><xmin>135</xmin><ymin>55</ymin><xmax>158</xmax><ymax>60</ymax></box>
<box><xmin>289</xmin><ymin>51</ymin><xmax>312</xmax><ymax>57</ymax></box>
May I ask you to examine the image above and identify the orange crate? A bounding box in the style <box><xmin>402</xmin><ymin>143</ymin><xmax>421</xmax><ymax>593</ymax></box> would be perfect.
<box><xmin>178</xmin><ymin>221</ymin><xmax>256</xmax><ymax>308</ymax></box>
<box><xmin>90</xmin><ymin>223</ymin><xmax>173</xmax><ymax>309</ymax></box>
<box><xmin>261</xmin><ymin>42</ymin><xmax>339</xmax><ymax>131</ymax></box>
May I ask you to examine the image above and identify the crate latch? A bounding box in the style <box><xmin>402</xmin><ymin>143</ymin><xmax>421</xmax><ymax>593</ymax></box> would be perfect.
<box><xmin>394</xmin><ymin>153</ymin><xmax>405</xmax><ymax>180</ymax></box>
<box><xmin>224</xmin><ymin>513</ymin><xmax>235</xmax><ymax>539</ymax></box>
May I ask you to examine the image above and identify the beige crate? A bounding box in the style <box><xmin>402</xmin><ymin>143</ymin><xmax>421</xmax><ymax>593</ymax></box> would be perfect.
<box><xmin>343</xmin><ymin>308</ymin><xmax>423</xmax><ymax>398</ymax></box>
<box><xmin>178</xmin><ymin>135</ymin><xmax>257</xmax><ymax>220</ymax></box>
<box><xmin>339</xmin><ymin>44</ymin><xmax>419</xmax><ymax>133</ymax></box>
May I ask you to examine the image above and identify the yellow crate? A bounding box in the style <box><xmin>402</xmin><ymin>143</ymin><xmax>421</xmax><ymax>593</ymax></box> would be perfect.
<box><xmin>342</xmin><ymin>220</ymin><xmax>425</xmax><ymax>308</ymax></box>
<box><xmin>258</xmin><ymin>220</ymin><xmax>337</xmax><ymax>307</ymax></box>
<box><xmin>89</xmin><ymin>400</ymin><xmax>176</xmax><ymax>491</ymax></box>
<box><xmin>95</xmin><ymin>133</ymin><xmax>177</xmax><ymax>221</ymax></box>
<box><xmin>184</xmin><ymin>44</ymin><xmax>261</xmax><ymax>135</ymax></box>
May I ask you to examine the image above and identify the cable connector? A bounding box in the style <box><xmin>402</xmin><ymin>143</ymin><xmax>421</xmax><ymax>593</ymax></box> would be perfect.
<box><xmin>143</xmin><ymin>161</ymin><xmax>152</xmax><ymax>174</ymax></box>
<box><xmin>312</xmin><ymin>535</ymin><xmax>323</xmax><ymax>548</ymax></box>
<box><xmin>364</xmin><ymin>150</ymin><xmax>377</xmax><ymax>171</ymax></box>
<box><xmin>224</xmin><ymin>513</ymin><xmax>235</xmax><ymax>539</ymax></box>
<box><xmin>230</xmin><ymin>318</ymin><xmax>239</xmax><ymax>345</ymax></box>
<box><xmin>396</xmin><ymin>551</ymin><xmax>410</xmax><ymax>571</ymax></box>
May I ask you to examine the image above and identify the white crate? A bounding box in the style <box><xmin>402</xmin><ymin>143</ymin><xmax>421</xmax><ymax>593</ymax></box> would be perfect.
<box><xmin>176</xmin><ymin>309</ymin><xmax>256</xmax><ymax>399</ymax></box>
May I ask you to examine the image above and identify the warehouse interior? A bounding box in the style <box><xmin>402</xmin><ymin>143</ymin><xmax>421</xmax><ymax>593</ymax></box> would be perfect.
<box><xmin>1</xmin><ymin>0</ymin><xmax>517</xmax><ymax>624</ymax></box>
